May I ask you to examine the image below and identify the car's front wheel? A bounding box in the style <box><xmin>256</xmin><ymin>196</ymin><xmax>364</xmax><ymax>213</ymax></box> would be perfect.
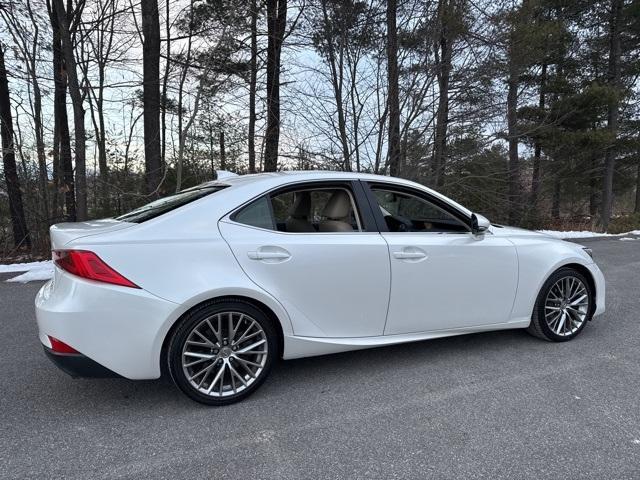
<box><xmin>168</xmin><ymin>299</ymin><xmax>278</xmax><ymax>405</ymax></box>
<box><xmin>527</xmin><ymin>267</ymin><xmax>595</xmax><ymax>341</ymax></box>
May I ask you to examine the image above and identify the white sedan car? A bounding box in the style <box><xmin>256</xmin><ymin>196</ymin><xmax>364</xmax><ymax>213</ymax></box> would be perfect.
<box><xmin>36</xmin><ymin>171</ymin><xmax>605</xmax><ymax>405</ymax></box>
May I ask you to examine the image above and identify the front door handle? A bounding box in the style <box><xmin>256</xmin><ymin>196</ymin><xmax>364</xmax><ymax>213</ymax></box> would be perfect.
<box><xmin>393</xmin><ymin>248</ymin><xmax>428</xmax><ymax>261</ymax></box>
<box><xmin>248</xmin><ymin>246</ymin><xmax>291</xmax><ymax>262</ymax></box>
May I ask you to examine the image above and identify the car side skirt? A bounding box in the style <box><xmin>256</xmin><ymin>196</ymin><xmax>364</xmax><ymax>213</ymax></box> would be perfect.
<box><xmin>282</xmin><ymin>319</ymin><xmax>530</xmax><ymax>359</ymax></box>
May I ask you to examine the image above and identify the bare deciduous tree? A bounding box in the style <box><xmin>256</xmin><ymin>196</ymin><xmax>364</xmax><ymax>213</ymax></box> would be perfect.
<box><xmin>0</xmin><ymin>42</ymin><xmax>30</xmax><ymax>249</ymax></box>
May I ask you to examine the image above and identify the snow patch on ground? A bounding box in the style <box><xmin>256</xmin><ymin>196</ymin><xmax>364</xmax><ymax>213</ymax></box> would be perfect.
<box><xmin>1</xmin><ymin>260</ymin><xmax>53</xmax><ymax>283</ymax></box>
<box><xmin>0</xmin><ymin>260</ymin><xmax>52</xmax><ymax>273</ymax></box>
<box><xmin>6</xmin><ymin>267</ymin><xmax>54</xmax><ymax>283</ymax></box>
<box><xmin>620</xmin><ymin>237</ymin><xmax>639</xmax><ymax>242</ymax></box>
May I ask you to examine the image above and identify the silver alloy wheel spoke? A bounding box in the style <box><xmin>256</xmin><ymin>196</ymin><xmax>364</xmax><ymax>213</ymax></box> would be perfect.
<box><xmin>237</xmin><ymin>339</ymin><xmax>266</xmax><ymax>354</ymax></box>
<box><xmin>181</xmin><ymin>311</ymin><xmax>268</xmax><ymax>397</ymax></box>
<box><xmin>205</xmin><ymin>363</ymin><xmax>226</xmax><ymax>394</ymax></box>
<box><xmin>233</xmin><ymin>321</ymin><xmax>258</xmax><ymax>346</ymax></box>
<box><xmin>544</xmin><ymin>275</ymin><xmax>588</xmax><ymax>337</ymax></box>
<box><xmin>193</xmin><ymin>329</ymin><xmax>216</xmax><ymax>347</ymax></box>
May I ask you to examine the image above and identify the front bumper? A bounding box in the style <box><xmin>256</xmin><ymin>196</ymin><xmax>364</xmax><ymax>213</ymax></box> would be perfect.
<box><xmin>36</xmin><ymin>268</ymin><xmax>179</xmax><ymax>379</ymax></box>
<box><xmin>43</xmin><ymin>346</ymin><xmax>122</xmax><ymax>378</ymax></box>
<box><xmin>590</xmin><ymin>262</ymin><xmax>606</xmax><ymax>317</ymax></box>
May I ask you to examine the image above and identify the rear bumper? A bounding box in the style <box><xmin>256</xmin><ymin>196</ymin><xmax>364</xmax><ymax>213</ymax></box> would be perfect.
<box><xmin>43</xmin><ymin>346</ymin><xmax>122</xmax><ymax>378</ymax></box>
<box><xmin>35</xmin><ymin>269</ymin><xmax>179</xmax><ymax>379</ymax></box>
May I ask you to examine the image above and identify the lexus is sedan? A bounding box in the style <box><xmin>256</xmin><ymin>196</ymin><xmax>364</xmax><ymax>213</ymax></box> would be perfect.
<box><xmin>36</xmin><ymin>171</ymin><xmax>605</xmax><ymax>405</ymax></box>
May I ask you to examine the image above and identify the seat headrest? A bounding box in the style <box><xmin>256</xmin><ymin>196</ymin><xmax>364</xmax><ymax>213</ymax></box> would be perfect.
<box><xmin>322</xmin><ymin>190</ymin><xmax>352</xmax><ymax>219</ymax></box>
<box><xmin>289</xmin><ymin>192</ymin><xmax>311</xmax><ymax>219</ymax></box>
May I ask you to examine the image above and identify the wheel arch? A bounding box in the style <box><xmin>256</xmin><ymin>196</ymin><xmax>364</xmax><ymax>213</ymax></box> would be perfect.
<box><xmin>527</xmin><ymin>261</ymin><xmax>598</xmax><ymax>322</ymax></box>
<box><xmin>555</xmin><ymin>262</ymin><xmax>597</xmax><ymax>304</ymax></box>
<box><xmin>159</xmin><ymin>293</ymin><xmax>288</xmax><ymax>377</ymax></box>
<box><xmin>510</xmin><ymin>245</ymin><xmax>599</xmax><ymax>324</ymax></box>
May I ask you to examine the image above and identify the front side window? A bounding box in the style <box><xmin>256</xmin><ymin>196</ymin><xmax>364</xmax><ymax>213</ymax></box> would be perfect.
<box><xmin>233</xmin><ymin>186</ymin><xmax>362</xmax><ymax>233</ymax></box>
<box><xmin>371</xmin><ymin>187</ymin><xmax>468</xmax><ymax>233</ymax></box>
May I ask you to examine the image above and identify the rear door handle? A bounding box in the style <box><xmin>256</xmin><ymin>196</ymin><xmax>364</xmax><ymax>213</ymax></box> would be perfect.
<box><xmin>247</xmin><ymin>246</ymin><xmax>291</xmax><ymax>262</ymax></box>
<box><xmin>393</xmin><ymin>248</ymin><xmax>428</xmax><ymax>261</ymax></box>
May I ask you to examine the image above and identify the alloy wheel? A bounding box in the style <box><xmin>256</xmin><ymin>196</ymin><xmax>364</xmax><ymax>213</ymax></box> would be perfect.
<box><xmin>181</xmin><ymin>311</ymin><xmax>268</xmax><ymax>397</ymax></box>
<box><xmin>544</xmin><ymin>276</ymin><xmax>589</xmax><ymax>337</ymax></box>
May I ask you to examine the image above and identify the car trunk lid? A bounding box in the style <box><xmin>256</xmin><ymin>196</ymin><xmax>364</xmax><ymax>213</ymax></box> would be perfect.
<box><xmin>49</xmin><ymin>219</ymin><xmax>135</xmax><ymax>250</ymax></box>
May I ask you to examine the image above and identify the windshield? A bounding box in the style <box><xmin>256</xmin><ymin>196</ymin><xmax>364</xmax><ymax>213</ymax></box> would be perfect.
<box><xmin>116</xmin><ymin>186</ymin><xmax>227</xmax><ymax>223</ymax></box>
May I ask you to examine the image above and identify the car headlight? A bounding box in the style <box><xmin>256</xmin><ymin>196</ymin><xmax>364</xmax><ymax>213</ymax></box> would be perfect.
<box><xmin>583</xmin><ymin>247</ymin><xmax>593</xmax><ymax>259</ymax></box>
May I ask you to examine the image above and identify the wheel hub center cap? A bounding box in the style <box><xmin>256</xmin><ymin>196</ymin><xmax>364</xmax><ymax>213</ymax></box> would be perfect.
<box><xmin>220</xmin><ymin>347</ymin><xmax>232</xmax><ymax>358</ymax></box>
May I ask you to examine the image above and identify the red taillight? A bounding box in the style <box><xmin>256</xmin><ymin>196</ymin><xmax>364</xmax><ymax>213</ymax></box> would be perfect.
<box><xmin>48</xmin><ymin>336</ymin><xmax>79</xmax><ymax>354</ymax></box>
<box><xmin>53</xmin><ymin>250</ymin><xmax>139</xmax><ymax>288</ymax></box>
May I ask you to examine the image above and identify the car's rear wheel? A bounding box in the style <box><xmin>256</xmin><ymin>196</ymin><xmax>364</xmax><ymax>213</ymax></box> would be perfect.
<box><xmin>527</xmin><ymin>267</ymin><xmax>594</xmax><ymax>342</ymax></box>
<box><xmin>168</xmin><ymin>299</ymin><xmax>278</xmax><ymax>405</ymax></box>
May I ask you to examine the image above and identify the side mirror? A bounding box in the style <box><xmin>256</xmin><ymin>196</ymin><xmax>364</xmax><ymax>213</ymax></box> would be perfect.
<box><xmin>471</xmin><ymin>213</ymin><xmax>491</xmax><ymax>235</ymax></box>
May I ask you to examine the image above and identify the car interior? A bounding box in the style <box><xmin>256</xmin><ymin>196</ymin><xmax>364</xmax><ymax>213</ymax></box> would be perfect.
<box><xmin>372</xmin><ymin>189</ymin><xmax>469</xmax><ymax>233</ymax></box>
<box><xmin>275</xmin><ymin>188</ymin><xmax>361</xmax><ymax>233</ymax></box>
<box><xmin>233</xmin><ymin>185</ymin><xmax>468</xmax><ymax>234</ymax></box>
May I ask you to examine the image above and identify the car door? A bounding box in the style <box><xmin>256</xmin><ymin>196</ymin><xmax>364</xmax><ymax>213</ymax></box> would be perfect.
<box><xmin>218</xmin><ymin>181</ymin><xmax>391</xmax><ymax>338</ymax></box>
<box><xmin>363</xmin><ymin>182</ymin><xmax>519</xmax><ymax>335</ymax></box>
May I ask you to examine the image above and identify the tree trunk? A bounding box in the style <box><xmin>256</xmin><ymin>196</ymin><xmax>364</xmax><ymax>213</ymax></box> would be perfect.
<box><xmin>264</xmin><ymin>0</ymin><xmax>287</xmax><ymax>172</ymax></box>
<box><xmin>53</xmin><ymin>0</ymin><xmax>87</xmax><ymax>221</ymax></box>
<box><xmin>141</xmin><ymin>0</ymin><xmax>163</xmax><ymax>196</ymax></box>
<box><xmin>589</xmin><ymin>153</ymin><xmax>600</xmax><ymax>218</ymax></box>
<box><xmin>48</xmin><ymin>0</ymin><xmax>75</xmax><ymax>222</ymax></box>
<box><xmin>219</xmin><ymin>130</ymin><xmax>226</xmax><ymax>170</ymax></box>
<box><xmin>31</xmin><ymin>54</ymin><xmax>50</xmax><ymax>225</ymax></box>
<box><xmin>95</xmin><ymin>41</ymin><xmax>110</xmax><ymax>213</ymax></box>
<box><xmin>320</xmin><ymin>0</ymin><xmax>351</xmax><ymax>171</ymax></box>
<box><xmin>58</xmin><ymin>91</ymin><xmax>76</xmax><ymax>222</ymax></box>
<box><xmin>506</xmin><ymin>37</ymin><xmax>520</xmax><ymax>225</ymax></box>
<box><xmin>635</xmin><ymin>157</ymin><xmax>640</xmax><ymax>214</ymax></box>
<box><xmin>209</xmin><ymin>120</ymin><xmax>215</xmax><ymax>177</ymax></box>
<box><xmin>248</xmin><ymin>0</ymin><xmax>258</xmax><ymax>173</ymax></box>
<box><xmin>51</xmin><ymin>86</ymin><xmax>61</xmax><ymax>220</ymax></box>
<box><xmin>386</xmin><ymin>0</ymin><xmax>401</xmax><ymax>177</ymax></box>
<box><xmin>174</xmin><ymin>5</ymin><xmax>194</xmax><ymax>192</ymax></box>
<box><xmin>531</xmin><ymin>61</ymin><xmax>547</xmax><ymax>210</ymax></box>
<box><xmin>0</xmin><ymin>44</ymin><xmax>31</xmax><ymax>249</ymax></box>
<box><xmin>26</xmin><ymin>3</ymin><xmax>50</xmax><ymax>225</ymax></box>
<box><xmin>160</xmin><ymin>0</ymin><xmax>171</xmax><ymax>167</ymax></box>
<box><xmin>176</xmin><ymin>76</ymin><xmax>206</xmax><ymax>191</ymax></box>
<box><xmin>551</xmin><ymin>175</ymin><xmax>561</xmax><ymax>220</ymax></box>
<box><xmin>600</xmin><ymin>0</ymin><xmax>623</xmax><ymax>231</ymax></box>
<box><xmin>431</xmin><ymin>0</ymin><xmax>451</xmax><ymax>188</ymax></box>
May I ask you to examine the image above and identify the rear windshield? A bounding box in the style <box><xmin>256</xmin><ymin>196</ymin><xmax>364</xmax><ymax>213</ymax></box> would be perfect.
<box><xmin>116</xmin><ymin>186</ymin><xmax>226</xmax><ymax>223</ymax></box>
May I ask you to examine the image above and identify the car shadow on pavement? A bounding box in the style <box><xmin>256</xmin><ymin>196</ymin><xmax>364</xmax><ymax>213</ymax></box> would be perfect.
<box><xmin>35</xmin><ymin>328</ymin><xmax>535</xmax><ymax>411</ymax></box>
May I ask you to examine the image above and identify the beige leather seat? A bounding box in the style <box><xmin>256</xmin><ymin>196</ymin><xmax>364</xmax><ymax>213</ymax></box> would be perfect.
<box><xmin>286</xmin><ymin>192</ymin><xmax>315</xmax><ymax>232</ymax></box>
<box><xmin>319</xmin><ymin>191</ymin><xmax>354</xmax><ymax>232</ymax></box>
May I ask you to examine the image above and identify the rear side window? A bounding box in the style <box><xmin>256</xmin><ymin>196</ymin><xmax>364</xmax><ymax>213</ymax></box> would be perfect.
<box><xmin>233</xmin><ymin>196</ymin><xmax>275</xmax><ymax>230</ymax></box>
<box><xmin>116</xmin><ymin>186</ymin><xmax>226</xmax><ymax>223</ymax></box>
<box><xmin>233</xmin><ymin>186</ymin><xmax>362</xmax><ymax>233</ymax></box>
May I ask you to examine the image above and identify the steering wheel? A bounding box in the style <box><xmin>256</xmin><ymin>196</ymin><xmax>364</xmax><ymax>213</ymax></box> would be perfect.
<box><xmin>384</xmin><ymin>215</ymin><xmax>412</xmax><ymax>232</ymax></box>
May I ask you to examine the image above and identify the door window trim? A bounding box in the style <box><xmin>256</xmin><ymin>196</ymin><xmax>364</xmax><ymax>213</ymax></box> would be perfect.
<box><xmin>226</xmin><ymin>180</ymin><xmax>379</xmax><ymax>234</ymax></box>
<box><xmin>361</xmin><ymin>181</ymin><xmax>472</xmax><ymax>234</ymax></box>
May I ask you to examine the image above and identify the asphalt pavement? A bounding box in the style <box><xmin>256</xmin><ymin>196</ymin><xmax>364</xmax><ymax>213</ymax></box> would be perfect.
<box><xmin>1</xmin><ymin>236</ymin><xmax>639</xmax><ymax>479</ymax></box>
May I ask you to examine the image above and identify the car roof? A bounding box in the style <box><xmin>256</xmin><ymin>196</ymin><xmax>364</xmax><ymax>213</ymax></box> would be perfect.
<box><xmin>201</xmin><ymin>170</ymin><xmax>419</xmax><ymax>188</ymax></box>
<box><xmin>197</xmin><ymin>170</ymin><xmax>472</xmax><ymax>217</ymax></box>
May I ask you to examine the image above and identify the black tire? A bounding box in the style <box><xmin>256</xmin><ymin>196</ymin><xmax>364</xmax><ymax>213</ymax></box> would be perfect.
<box><xmin>167</xmin><ymin>299</ymin><xmax>278</xmax><ymax>406</ymax></box>
<box><xmin>527</xmin><ymin>267</ymin><xmax>595</xmax><ymax>342</ymax></box>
